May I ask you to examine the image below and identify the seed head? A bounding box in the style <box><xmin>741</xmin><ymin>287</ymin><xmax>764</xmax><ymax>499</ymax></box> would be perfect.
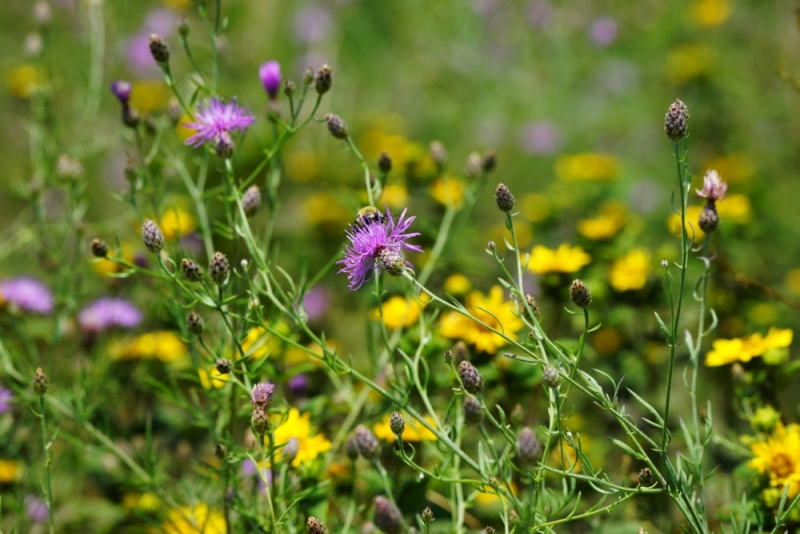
<box><xmin>638</xmin><ymin>467</ymin><xmax>654</xmax><ymax>486</ymax></box>
<box><xmin>482</xmin><ymin>149</ymin><xmax>497</xmax><ymax>173</ymax></box>
<box><xmin>242</xmin><ymin>185</ymin><xmax>262</xmax><ymax>217</ymax></box>
<box><xmin>306</xmin><ymin>517</ymin><xmax>329</xmax><ymax>534</ymax></box>
<box><xmin>664</xmin><ymin>99</ymin><xmax>689</xmax><ymax>141</ymax></box>
<box><xmin>346</xmin><ymin>434</ymin><xmax>360</xmax><ymax>460</ymax></box>
<box><xmin>463</xmin><ymin>395</ymin><xmax>483</xmax><ymax>425</ymax></box>
<box><xmin>326</xmin><ymin>113</ymin><xmax>349</xmax><ymax>139</ymax></box>
<box><xmin>421</xmin><ymin>507</ymin><xmax>434</xmax><ymax>524</ymax></box>
<box><xmin>355</xmin><ymin>424</ymin><xmax>380</xmax><ymax>460</ymax></box>
<box><xmin>698</xmin><ymin>202</ymin><xmax>719</xmax><ymax>233</ymax></box>
<box><xmin>373</xmin><ymin>496</ymin><xmax>404</xmax><ymax>534</ymax></box>
<box><xmin>458</xmin><ymin>361</ymin><xmax>483</xmax><ymax>395</ymax></box>
<box><xmin>495</xmin><ymin>183</ymin><xmax>515</xmax><ymax>212</ymax></box>
<box><xmin>142</xmin><ymin>220</ymin><xmax>165</xmax><ymax>253</ymax></box>
<box><xmin>181</xmin><ymin>258</ymin><xmax>203</xmax><ymax>282</ymax></box>
<box><xmin>209</xmin><ymin>252</ymin><xmax>229</xmax><ymax>286</ymax></box>
<box><xmin>378</xmin><ymin>151</ymin><xmax>392</xmax><ymax>174</ymax></box>
<box><xmin>283</xmin><ymin>437</ymin><xmax>299</xmax><ymax>465</ymax></box>
<box><xmin>377</xmin><ymin>248</ymin><xmax>406</xmax><ymax>277</ymax></box>
<box><xmin>33</xmin><ymin>367</ymin><xmax>48</xmax><ymax>395</ymax></box>
<box><xmin>315</xmin><ymin>64</ymin><xmax>332</xmax><ymax>94</ymax></box>
<box><xmin>389</xmin><ymin>411</ymin><xmax>405</xmax><ymax>436</ymax></box>
<box><xmin>543</xmin><ymin>365</ymin><xmax>561</xmax><ymax>389</ymax></box>
<box><xmin>91</xmin><ymin>239</ymin><xmax>108</xmax><ymax>258</ymax></box>
<box><xmin>517</xmin><ymin>427</ymin><xmax>541</xmax><ymax>464</ymax></box>
<box><xmin>569</xmin><ymin>279</ymin><xmax>591</xmax><ymax>308</ymax></box>
<box><xmin>148</xmin><ymin>33</ymin><xmax>170</xmax><ymax>63</ymax></box>
<box><xmin>215</xmin><ymin>358</ymin><xmax>232</xmax><ymax>374</ymax></box>
<box><xmin>429</xmin><ymin>140</ymin><xmax>448</xmax><ymax>170</ymax></box>
<box><xmin>187</xmin><ymin>311</ymin><xmax>204</xmax><ymax>335</ymax></box>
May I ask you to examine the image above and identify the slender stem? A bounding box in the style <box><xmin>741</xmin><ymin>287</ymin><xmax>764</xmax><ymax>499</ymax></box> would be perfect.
<box><xmin>40</xmin><ymin>396</ymin><xmax>55</xmax><ymax>534</ymax></box>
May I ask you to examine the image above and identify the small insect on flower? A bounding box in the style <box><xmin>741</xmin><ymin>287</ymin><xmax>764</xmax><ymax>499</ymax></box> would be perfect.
<box><xmin>355</xmin><ymin>206</ymin><xmax>388</xmax><ymax>228</ymax></box>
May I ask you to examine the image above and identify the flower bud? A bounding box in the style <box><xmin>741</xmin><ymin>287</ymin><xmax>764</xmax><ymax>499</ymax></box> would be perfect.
<box><xmin>661</xmin><ymin>259</ymin><xmax>669</xmax><ymax>269</ymax></box>
<box><xmin>377</xmin><ymin>249</ymin><xmax>406</xmax><ymax>277</ymax></box>
<box><xmin>306</xmin><ymin>517</ymin><xmax>329</xmax><ymax>534</ymax></box>
<box><xmin>187</xmin><ymin>311</ymin><xmax>204</xmax><ymax>335</ymax></box>
<box><xmin>346</xmin><ymin>434</ymin><xmax>360</xmax><ymax>460</ymax></box>
<box><xmin>214</xmin><ymin>444</ymin><xmax>226</xmax><ymax>459</ymax></box>
<box><xmin>389</xmin><ymin>411</ymin><xmax>405</xmax><ymax>436</ymax></box>
<box><xmin>525</xmin><ymin>294</ymin><xmax>541</xmax><ymax>319</ymax></box>
<box><xmin>458</xmin><ymin>361</ymin><xmax>483</xmax><ymax>394</ymax></box>
<box><xmin>378</xmin><ymin>151</ymin><xmax>392</xmax><ymax>174</ymax></box>
<box><xmin>315</xmin><ymin>64</ymin><xmax>332</xmax><ymax>94</ymax></box>
<box><xmin>355</xmin><ymin>424</ymin><xmax>380</xmax><ymax>460</ymax></box>
<box><xmin>283</xmin><ymin>437</ymin><xmax>299</xmax><ymax>465</ymax></box>
<box><xmin>698</xmin><ymin>201</ymin><xmax>719</xmax><ymax>233</ymax></box>
<box><xmin>148</xmin><ymin>33</ymin><xmax>170</xmax><ymax>64</ymax></box>
<box><xmin>91</xmin><ymin>239</ymin><xmax>108</xmax><ymax>258</ymax></box>
<box><xmin>543</xmin><ymin>365</ymin><xmax>561</xmax><ymax>389</ymax></box>
<box><xmin>283</xmin><ymin>79</ymin><xmax>296</xmax><ymax>97</ymax></box>
<box><xmin>303</xmin><ymin>67</ymin><xmax>315</xmax><ymax>86</ymax></box>
<box><xmin>374</xmin><ymin>496</ymin><xmax>404</xmax><ymax>534</ymax></box>
<box><xmin>453</xmin><ymin>341</ymin><xmax>469</xmax><ymax>364</ymax></box>
<box><xmin>569</xmin><ymin>279</ymin><xmax>591</xmax><ymax>308</ymax></box>
<box><xmin>178</xmin><ymin>18</ymin><xmax>190</xmax><ymax>37</ymax></box>
<box><xmin>482</xmin><ymin>149</ymin><xmax>497</xmax><ymax>173</ymax></box>
<box><xmin>259</xmin><ymin>60</ymin><xmax>282</xmax><ymax>99</ymax></box>
<box><xmin>466</xmin><ymin>152</ymin><xmax>482</xmax><ymax>179</ymax></box>
<box><xmin>638</xmin><ymin>467</ymin><xmax>654</xmax><ymax>486</ymax></box>
<box><xmin>421</xmin><ymin>507</ymin><xmax>434</xmax><ymax>524</ymax></box>
<box><xmin>429</xmin><ymin>140</ymin><xmax>448</xmax><ymax>169</ymax></box>
<box><xmin>495</xmin><ymin>183</ymin><xmax>515</xmax><ymax>212</ymax></box>
<box><xmin>122</xmin><ymin>105</ymin><xmax>140</xmax><ymax>128</ymax></box>
<box><xmin>487</xmin><ymin>241</ymin><xmax>496</xmax><ymax>252</ymax></box>
<box><xmin>110</xmin><ymin>80</ymin><xmax>132</xmax><ymax>104</ymax></box>
<box><xmin>209</xmin><ymin>252</ymin><xmax>229</xmax><ymax>286</ymax></box>
<box><xmin>142</xmin><ymin>220</ymin><xmax>165</xmax><ymax>253</ymax></box>
<box><xmin>214</xmin><ymin>132</ymin><xmax>235</xmax><ymax>159</ymax></box>
<box><xmin>242</xmin><ymin>185</ymin><xmax>262</xmax><ymax>217</ymax></box>
<box><xmin>33</xmin><ymin>367</ymin><xmax>48</xmax><ymax>395</ymax></box>
<box><xmin>181</xmin><ymin>258</ymin><xmax>203</xmax><ymax>281</ymax></box>
<box><xmin>664</xmin><ymin>99</ymin><xmax>689</xmax><ymax>141</ymax></box>
<box><xmin>251</xmin><ymin>404</ymin><xmax>270</xmax><ymax>434</ymax></box>
<box><xmin>517</xmin><ymin>427</ymin><xmax>541</xmax><ymax>464</ymax></box>
<box><xmin>215</xmin><ymin>358</ymin><xmax>232</xmax><ymax>374</ymax></box>
<box><xmin>463</xmin><ymin>395</ymin><xmax>483</xmax><ymax>425</ymax></box>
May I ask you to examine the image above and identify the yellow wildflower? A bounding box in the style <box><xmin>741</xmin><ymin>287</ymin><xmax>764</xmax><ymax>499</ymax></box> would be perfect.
<box><xmin>176</xmin><ymin>113</ymin><xmax>195</xmax><ymax>143</ymax></box>
<box><xmin>241</xmin><ymin>323</ymin><xmax>288</xmax><ymax>359</ymax></box>
<box><xmin>161</xmin><ymin>207</ymin><xmax>197</xmax><ymax>240</ymax></box>
<box><xmin>593</xmin><ymin>328</ymin><xmax>622</xmax><ymax>357</ymax></box>
<box><xmin>430</xmin><ymin>176</ymin><xmax>465</xmax><ymax>206</ymax></box>
<box><xmin>303</xmin><ymin>193</ymin><xmax>352</xmax><ymax>227</ymax></box>
<box><xmin>0</xmin><ymin>460</ymin><xmax>21</xmax><ymax>483</ymax></box>
<box><xmin>285</xmin><ymin>151</ymin><xmax>319</xmax><ymax>183</ymax></box>
<box><xmin>162</xmin><ymin>502</ymin><xmax>226</xmax><ymax>534</ymax></box>
<box><xmin>91</xmin><ymin>241</ymin><xmax>136</xmax><ymax>277</ymax></box>
<box><xmin>475</xmin><ymin>481</ymin><xmax>518</xmax><ymax>506</ymax></box>
<box><xmin>609</xmin><ymin>249</ymin><xmax>651</xmax><ymax>292</ymax></box>
<box><xmin>666</xmin><ymin>44</ymin><xmax>714</xmax><ymax>85</ymax></box>
<box><xmin>130</xmin><ymin>80</ymin><xmax>169</xmax><ymax>113</ymax></box>
<box><xmin>370</xmin><ymin>296</ymin><xmax>422</xmax><ymax>329</ymax></box>
<box><xmin>705</xmin><ymin>328</ymin><xmax>793</xmax><ymax>366</ymax></box>
<box><xmin>704</xmin><ymin>153</ymin><xmax>754</xmax><ymax>183</ymax></box>
<box><xmin>749</xmin><ymin>423</ymin><xmax>800</xmax><ymax>498</ymax></box>
<box><xmin>439</xmin><ymin>286</ymin><xmax>524</xmax><ymax>354</ymax></box>
<box><xmin>444</xmin><ymin>274</ymin><xmax>472</xmax><ymax>296</ymax></box>
<box><xmin>271</xmin><ymin>408</ymin><xmax>332</xmax><ymax>467</ymax></box>
<box><xmin>690</xmin><ymin>0</ymin><xmax>730</xmax><ymax>26</ymax></box>
<box><xmin>373</xmin><ymin>412</ymin><xmax>437</xmax><ymax>442</ymax></box>
<box><xmin>752</xmin><ymin>406</ymin><xmax>781</xmax><ymax>432</ymax></box>
<box><xmin>577</xmin><ymin>202</ymin><xmax>626</xmax><ymax>240</ymax></box>
<box><xmin>198</xmin><ymin>366</ymin><xmax>228</xmax><ymax>389</ymax></box>
<box><xmin>527</xmin><ymin>244</ymin><xmax>591</xmax><ymax>275</ymax></box>
<box><xmin>519</xmin><ymin>193</ymin><xmax>552</xmax><ymax>223</ymax></box>
<box><xmin>379</xmin><ymin>184</ymin><xmax>409</xmax><ymax>209</ymax></box>
<box><xmin>5</xmin><ymin>65</ymin><xmax>46</xmax><ymax>99</ymax></box>
<box><xmin>555</xmin><ymin>153</ymin><xmax>619</xmax><ymax>181</ymax></box>
<box><xmin>112</xmin><ymin>331</ymin><xmax>188</xmax><ymax>363</ymax></box>
<box><xmin>122</xmin><ymin>492</ymin><xmax>161</xmax><ymax>512</ymax></box>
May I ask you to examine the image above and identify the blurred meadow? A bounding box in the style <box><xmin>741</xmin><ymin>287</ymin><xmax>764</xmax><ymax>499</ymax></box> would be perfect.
<box><xmin>3</xmin><ymin>0</ymin><xmax>800</xmax><ymax>532</ymax></box>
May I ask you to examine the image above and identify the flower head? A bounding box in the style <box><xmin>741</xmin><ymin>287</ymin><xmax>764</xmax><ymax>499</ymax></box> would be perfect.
<box><xmin>609</xmin><ymin>249</ymin><xmax>651</xmax><ymax>292</ymax></box>
<box><xmin>110</xmin><ymin>80</ymin><xmax>132</xmax><ymax>103</ymax></box>
<box><xmin>749</xmin><ymin>423</ymin><xmax>800</xmax><ymax>498</ymax></box>
<box><xmin>439</xmin><ymin>286</ymin><xmax>524</xmax><ymax>354</ymax></box>
<box><xmin>0</xmin><ymin>386</ymin><xmax>10</xmax><ymax>413</ymax></box>
<box><xmin>338</xmin><ymin>207</ymin><xmax>423</xmax><ymax>291</ymax></box>
<box><xmin>162</xmin><ymin>503</ymin><xmax>226</xmax><ymax>534</ymax></box>
<box><xmin>78</xmin><ymin>297</ymin><xmax>142</xmax><ymax>333</ymax></box>
<box><xmin>251</xmin><ymin>382</ymin><xmax>276</xmax><ymax>406</ymax></box>
<box><xmin>183</xmin><ymin>97</ymin><xmax>255</xmax><ymax>151</ymax></box>
<box><xmin>271</xmin><ymin>408</ymin><xmax>332</xmax><ymax>467</ymax></box>
<box><xmin>696</xmin><ymin>169</ymin><xmax>727</xmax><ymax>201</ymax></box>
<box><xmin>705</xmin><ymin>328</ymin><xmax>793</xmax><ymax>367</ymax></box>
<box><xmin>527</xmin><ymin>244</ymin><xmax>591</xmax><ymax>275</ymax></box>
<box><xmin>0</xmin><ymin>277</ymin><xmax>53</xmax><ymax>314</ymax></box>
<box><xmin>259</xmin><ymin>61</ymin><xmax>282</xmax><ymax>99</ymax></box>
<box><xmin>25</xmin><ymin>495</ymin><xmax>48</xmax><ymax>523</ymax></box>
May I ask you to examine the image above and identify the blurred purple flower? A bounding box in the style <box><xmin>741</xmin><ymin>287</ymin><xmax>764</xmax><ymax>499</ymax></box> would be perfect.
<box><xmin>183</xmin><ymin>97</ymin><xmax>255</xmax><ymax>148</ymax></box>
<box><xmin>287</xmin><ymin>374</ymin><xmax>308</xmax><ymax>396</ymax></box>
<box><xmin>518</xmin><ymin>121</ymin><xmax>563</xmax><ymax>155</ymax></box>
<box><xmin>78</xmin><ymin>298</ymin><xmax>142</xmax><ymax>333</ymax></box>
<box><xmin>25</xmin><ymin>495</ymin><xmax>48</xmax><ymax>523</ymax></box>
<box><xmin>303</xmin><ymin>287</ymin><xmax>329</xmax><ymax>321</ymax></box>
<box><xmin>241</xmin><ymin>459</ymin><xmax>271</xmax><ymax>492</ymax></box>
<box><xmin>142</xmin><ymin>8</ymin><xmax>178</xmax><ymax>36</ymax></box>
<box><xmin>526</xmin><ymin>1</ymin><xmax>554</xmax><ymax>29</ymax></box>
<box><xmin>293</xmin><ymin>6</ymin><xmax>332</xmax><ymax>44</ymax></box>
<box><xmin>589</xmin><ymin>17</ymin><xmax>618</xmax><ymax>47</ymax></box>
<box><xmin>259</xmin><ymin>61</ymin><xmax>282</xmax><ymax>99</ymax></box>
<box><xmin>180</xmin><ymin>233</ymin><xmax>206</xmax><ymax>258</ymax></box>
<box><xmin>126</xmin><ymin>32</ymin><xmax>161</xmax><ymax>76</ymax></box>
<box><xmin>0</xmin><ymin>278</ymin><xmax>54</xmax><ymax>315</ymax></box>
<box><xmin>0</xmin><ymin>386</ymin><xmax>11</xmax><ymax>413</ymax></box>
<box><xmin>110</xmin><ymin>80</ymin><xmax>132</xmax><ymax>103</ymax></box>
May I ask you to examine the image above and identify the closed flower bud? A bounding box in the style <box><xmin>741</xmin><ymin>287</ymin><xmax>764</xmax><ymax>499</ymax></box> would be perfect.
<box><xmin>482</xmin><ymin>149</ymin><xmax>496</xmax><ymax>173</ymax></box>
<box><xmin>251</xmin><ymin>404</ymin><xmax>270</xmax><ymax>434</ymax></box>
<box><xmin>466</xmin><ymin>152</ymin><xmax>482</xmax><ymax>178</ymax></box>
<box><xmin>259</xmin><ymin>60</ymin><xmax>282</xmax><ymax>99</ymax></box>
<box><xmin>346</xmin><ymin>434</ymin><xmax>360</xmax><ymax>460</ymax></box>
<box><xmin>110</xmin><ymin>80</ymin><xmax>132</xmax><ymax>104</ymax></box>
<box><xmin>429</xmin><ymin>140</ymin><xmax>447</xmax><ymax>169</ymax></box>
<box><xmin>142</xmin><ymin>219</ymin><xmax>165</xmax><ymax>253</ymax></box>
<box><xmin>495</xmin><ymin>183</ymin><xmax>515</xmax><ymax>212</ymax></box>
<box><xmin>242</xmin><ymin>185</ymin><xmax>262</xmax><ymax>217</ymax></box>
<box><xmin>374</xmin><ymin>496</ymin><xmax>404</xmax><ymax>534</ymax></box>
<box><xmin>181</xmin><ymin>258</ymin><xmax>203</xmax><ymax>281</ymax></box>
<box><xmin>148</xmin><ymin>33</ymin><xmax>170</xmax><ymax>63</ymax></box>
<box><xmin>326</xmin><ymin>113</ymin><xmax>349</xmax><ymax>139</ymax></box>
<box><xmin>378</xmin><ymin>151</ymin><xmax>392</xmax><ymax>174</ymax></box>
<box><xmin>214</xmin><ymin>444</ymin><xmax>226</xmax><ymax>458</ymax></box>
<box><xmin>214</xmin><ymin>132</ymin><xmax>235</xmax><ymax>159</ymax></box>
<box><xmin>525</xmin><ymin>293</ymin><xmax>541</xmax><ymax>319</ymax></box>
<box><xmin>209</xmin><ymin>252</ymin><xmax>229</xmax><ymax>286</ymax></box>
<box><xmin>306</xmin><ymin>517</ymin><xmax>329</xmax><ymax>534</ymax></box>
<box><xmin>33</xmin><ymin>367</ymin><xmax>48</xmax><ymax>395</ymax></box>
<box><xmin>178</xmin><ymin>18</ymin><xmax>190</xmax><ymax>37</ymax></box>
<box><xmin>543</xmin><ymin>365</ymin><xmax>561</xmax><ymax>389</ymax></box>
<box><xmin>485</xmin><ymin>528</ymin><xmax>496</xmax><ymax>534</ymax></box>
<box><xmin>187</xmin><ymin>311</ymin><xmax>204</xmax><ymax>335</ymax></box>
<box><xmin>122</xmin><ymin>105</ymin><xmax>140</xmax><ymax>128</ymax></box>
<box><xmin>517</xmin><ymin>427</ymin><xmax>541</xmax><ymax>464</ymax></box>
<box><xmin>463</xmin><ymin>395</ymin><xmax>483</xmax><ymax>425</ymax></box>
<box><xmin>487</xmin><ymin>241</ymin><xmax>496</xmax><ymax>252</ymax></box>
<box><xmin>315</xmin><ymin>64</ymin><xmax>332</xmax><ymax>94</ymax></box>
<box><xmin>664</xmin><ymin>99</ymin><xmax>689</xmax><ymax>141</ymax></box>
<box><xmin>355</xmin><ymin>424</ymin><xmax>380</xmax><ymax>460</ymax></box>
<box><xmin>444</xmin><ymin>349</ymin><xmax>453</xmax><ymax>362</ymax></box>
<box><xmin>453</xmin><ymin>341</ymin><xmax>469</xmax><ymax>364</ymax></box>
<box><xmin>421</xmin><ymin>507</ymin><xmax>434</xmax><ymax>524</ymax></box>
<box><xmin>698</xmin><ymin>201</ymin><xmax>719</xmax><ymax>233</ymax></box>
<box><xmin>638</xmin><ymin>467</ymin><xmax>654</xmax><ymax>486</ymax></box>
<box><xmin>510</xmin><ymin>404</ymin><xmax>524</xmax><ymax>426</ymax></box>
<box><xmin>569</xmin><ymin>279</ymin><xmax>591</xmax><ymax>308</ymax></box>
<box><xmin>91</xmin><ymin>239</ymin><xmax>108</xmax><ymax>258</ymax></box>
<box><xmin>284</xmin><ymin>79</ymin><xmax>296</xmax><ymax>97</ymax></box>
<box><xmin>389</xmin><ymin>411</ymin><xmax>405</xmax><ymax>436</ymax></box>
<box><xmin>303</xmin><ymin>67</ymin><xmax>315</xmax><ymax>86</ymax></box>
<box><xmin>215</xmin><ymin>358</ymin><xmax>232</xmax><ymax>374</ymax></box>
<box><xmin>377</xmin><ymin>248</ymin><xmax>406</xmax><ymax>277</ymax></box>
<box><xmin>661</xmin><ymin>259</ymin><xmax>669</xmax><ymax>269</ymax></box>
<box><xmin>458</xmin><ymin>361</ymin><xmax>483</xmax><ymax>394</ymax></box>
<box><xmin>283</xmin><ymin>437</ymin><xmax>299</xmax><ymax>465</ymax></box>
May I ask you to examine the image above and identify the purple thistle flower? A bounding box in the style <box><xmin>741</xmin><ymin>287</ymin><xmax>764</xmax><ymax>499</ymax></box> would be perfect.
<box><xmin>259</xmin><ymin>61</ymin><xmax>282</xmax><ymax>99</ymax></box>
<box><xmin>337</xmin><ymin>207</ymin><xmax>423</xmax><ymax>291</ymax></box>
<box><xmin>251</xmin><ymin>382</ymin><xmax>276</xmax><ymax>406</ymax></box>
<box><xmin>287</xmin><ymin>374</ymin><xmax>308</xmax><ymax>396</ymax></box>
<box><xmin>696</xmin><ymin>169</ymin><xmax>727</xmax><ymax>201</ymax></box>
<box><xmin>183</xmin><ymin>97</ymin><xmax>255</xmax><ymax>149</ymax></box>
<box><xmin>0</xmin><ymin>278</ymin><xmax>54</xmax><ymax>315</ymax></box>
<box><xmin>0</xmin><ymin>386</ymin><xmax>11</xmax><ymax>413</ymax></box>
<box><xmin>25</xmin><ymin>495</ymin><xmax>49</xmax><ymax>523</ymax></box>
<box><xmin>589</xmin><ymin>16</ymin><xmax>618</xmax><ymax>47</ymax></box>
<box><xmin>78</xmin><ymin>297</ymin><xmax>142</xmax><ymax>333</ymax></box>
<box><xmin>110</xmin><ymin>80</ymin><xmax>132</xmax><ymax>103</ymax></box>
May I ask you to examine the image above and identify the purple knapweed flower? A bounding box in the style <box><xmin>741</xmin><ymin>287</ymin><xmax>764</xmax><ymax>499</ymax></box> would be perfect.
<box><xmin>25</xmin><ymin>495</ymin><xmax>48</xmax><ymax>523</ymax></box>
<box><xmin>287</xmin><ymin>374</ymin><xmax>308</xmax><ymax>396</ymax></box>
<box><xmin>250</xmin><ymin>382</ymin><xmax>276</xmax><ymax>406</ymax></box>
<box><xmin>338</xmin><ymin>207</ymin><xmax>423</xmax><ymax>291</ymax></box>
<box><xmin>259</xmin><ymin>61</ymin><xmax>282</xmax><ymax>99</ymax></box>
<box><xmin>589</xmin><ymin>16</ymin><xmax>618</xmax><ymax>47</ymax></box>
<box><xmin>183</xmin><ymin>97</ymin><xmax>255</xmax><ymax>151</ymax></box>
<box><xmin>78</xmin><ymin>297</ymin><xmax>142</xmax><ymax>333</ymax></box>
<box><xmin>0</xmin><ymin>278</ymin><xmax>54</xmax><ymax>315</ymax></box>
<box><xmin>110</xmin><ymin>80</ymin><xmax>132</xmax><ymax>103</ymax></box>
<box><xmin>696</xmin><ymin>169</ymin><xmax>727</xmax><ymax>201</ymax></box>
<box><xmin>518</xmin><ymin>121</ymin><xmax>563</xmax><ymax>155</ymax></box>
<box><xmin>0</xmin><ymin>386</ymin><xmax>11</xmax><ymax>413</ymax></box>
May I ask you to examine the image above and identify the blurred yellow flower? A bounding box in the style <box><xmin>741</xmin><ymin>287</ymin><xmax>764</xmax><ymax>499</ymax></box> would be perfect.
<box><xmin>122</xmin><ymin>492</ymin><xmax>161</xmax><ymax>512</ymax></box>
<box><xmin>749</xmin><ymin>423</ymin><xmax>800</xmax><ymax>499</ymax></box>
<box><xmin>272</xmin><ymin>408</ymin><xmax>332</xmax><ymax>467</ymax></box>
<box><xmin>430</xmin><ymin>176</ymin><xmax>465</xmax><ymax>206</ymax></box>
<box><xmin>162</xmin><ymin>502</ymin><xmax>225</xmax><ymax>534</ymax></box>
<box><xmin>609</xmin><ymin>249</ymin><xmax>651</xmax><ymax>292</ymax></box>
<box><xmin>691</xmin><ymin>0</ymin><xmax>730</xmax><ymax>26</ymax></box>
<box><xmin>475</xmin><ymin>481</ymin><xmax>518</xmax><ymax>506</ymax></box>
<box><xmin>667</xmin><ymin>194</ymin><xmax>751</xmax><ymax>236</ymax></box>
<box><xmin>161</xmin><ymin>207</ymin><xmax>197</xmax><ymax>240</ymax></box>
<box><xmin>555</xmin><ymin>153</ymin><xmax>619</xmax><ymax>181</ymax></box>
<box><xmin>439</xmin><ymin>286</ymin><xmax>524</xmax><ymax>354</ymax></box>
<box><xmin>527</xmin><ymin>244</ymin><xmax>591</xmax><ymax>275</ymax></box>
<box><xmin>370</xmin><ymin>296</ymin><xmax>422</xmax><ymax>329</ymax></box>
<box><xmin>786</xmin><ymin>268</ymin><xmax>800</xmax><ymax>296</ymax></box>
<box><xmin>130</xmin><ymin>80</ymin><xmax>169</xmax><ymax>113</ymax></box>
<box><xmin>379</xmin><ymin>184</ymin><xmax>408</xmax><ymax>209</ymax></box>
<box><xmin>444</xmin><ymin>274</ymin><xmax>472</xmax><ymax>296</ymax></box>
<box><xmin>666</xmin><ymin>44</ymin><xmax>714</xmax><ymax>85</ymax></box>
<box><xmin>373</xmin><ymin>412</ymin><xmax>437</xmax><ymax>442</ymax></box>
<box><xmin>112</xmin><ymin>331</ymin><xmax>188</xmax><ymax>363</ymax></box>
<box><xmin>593</xmin><ymin>328</ymin><xmax>622</xmax><ymax>357</ymax></box>
<box><xmin>519</xmin><ymin>193</ymin><xmax>552</xmax><ymax>223</ymax></box>
<box><xmin>705</xmin><ymin>328</ymin><xmax>793</xmax><ymax>366</ymax></box>
<box><xmin>752</xmin><ymin>406</ymin><xmax>781</xmax><ymax>432</ymax></box>
<box><xmin>0</xmin><ymin>460</ymin><xmax>21</xmax><ymax>483</ymax></box>
<box><xmin>176</xmin><ymin>113</ymin><xmax>195</xmax><ymax>143</ymax></box>
<box><xmin>5</xmin><ymin>65</ymin><xmax>46</xmax><ymax>99</ymax></box>
<box><xmin>91</xmin><ymin>241</ymin><xmax>136</xmax><ymax>277</ymax></box>
<box><xmin>285</xmin><ymin>151</ymin><xmax>319</xmax><ymax>183</ymax></box>
<box><xmin>303</xmin><ymin>193</ymin><xmax>352</xmax><ymax>227</ymax></box>
<box><xmin>242</xmin><ymin>323</ymin><xmax>288</xmax><ymax>359</ymax></box>
<box><xmin>704</xmin><ymin>153</ymin><xmax>754</xmax><ymax>183</ymax></box>
<box><xmin>577</xmin><ymin>202</ymin><xmax>626</xmax><ymax>240</ymax></box>
<box><xmin>199</xmin><ymin>366</ymin><xmax>229</xmax><ymax>389</ymax></box>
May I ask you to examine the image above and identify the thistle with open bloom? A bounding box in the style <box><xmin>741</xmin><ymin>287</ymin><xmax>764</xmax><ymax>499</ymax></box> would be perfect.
<box><xmin>0</xmin><ymin>277</ymin><xmax>53</xmax><ymax>314</ymax></box>
<box><xmin>251</xmin><ymin>382</ymin><xmax>276</xmax><ymax>406</ymax></box>
<box><xmin>696</xmin><ymin>169</ymin><xmax>727</xmax><ymax>201</ymax></box>
<box><xmin>183</xmin><ymin>97</ymin><xmax>255</xmax><ymax>156</ymax></box>
<box><xmin>78</xmin><ymin>297</ymin><xmax>142</xmax><ymax>333</ymax></box>
<box><xmin>338</xmin><ymin>206</ymin><xmax>423</xmax><ymax>291</ymax></box>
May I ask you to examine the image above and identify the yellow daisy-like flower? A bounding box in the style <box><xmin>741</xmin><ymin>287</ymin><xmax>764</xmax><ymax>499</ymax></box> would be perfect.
<box><xmin>527</xmin><ymin>244</ymin><xmax>591</xmax><ymax>275</ymax></box>
<box><xmin>111</xmin><ymin>331</ymin><xmax>188</xmax><ymax>363</ymax></box>
<box><xmin>5</xmin><ymin>65</ymin><xmax>47</xmax><ymax>99</ymax></box>
<box><xmin>749</xmin><ymin>423</ymin><xmax>800</xmax><ymax>499</ymax></box>
<box><xmin>608</xmin><ymin>249</ymin><xmax>651</xmax><ymax>292</ymax></box>
<box><xmin>241</xmin><ymin>323</ymin><xmax>289</xmax><ymax>360</ymax></box>
<box><xmin>0</xmin><ymin>460</ymin><xmax>21</xmax><ymax>483</ymax></box>
<box><xmin>370</xmin><ymin>296</ymin><xmax>422</xmax><ymax>329</ymax></box>
<box><xmin>430</xmin><ymin>176</ymin><xmax>465</xmax><ymax>206</ymax></box>
<box><xmin>666</xmin><ymin>44</ymin><xmax>714</xmax><ymax>85</ymax></box>
<box><xmin>130</xmin><ymin>80</ymin><xmax>169</xmax><ymax>113</ymax></box>
<box><xmin>271</xmin><ymin>409</ymin><xmax>332</xmax><ymax>467</ymax></box>
<box><xmin>198</xmin><ymin>366</ymin><xmax>229</xmax><ymax>389</ymax></box>
<box><xmin>444</xmin><ymin>274</ymin><xmax>472</xmax><ymax>296</ymax></box>
<box><xmin>577</xmin><ymin>202</ymin><xmax>626</xmax><ymax>240</ymax></box>
<box><xmin>162</xmin><ymin>502</ymin><xmax>226</xmax><ymax>534</ymax></box>
<box><xmin>705</xmin><ymin>328</ymin><xmax>793</xmax><ymax>367</ymax></box>
<box><xmin>690</xmin><ymin>0</ymin><xmax>730</xmax><ymax>27</ymax></box>
<box><xmin>161</xmin><ymin>207</ymin><xmax>197</xmax><ymax>240</ymax></box>
<box><xmin>439</xmin><ymin>286</ymin><xmax>524</xmax><ymax>354</ymax></box>
<box><xmin>379</xmin><ymin>184</ymin><xmax>409</xmax><ymax>209</ymax></box>
<box><xmin>555</xmin><ymin>153</ymin><xmax>619</xmax><ymax>181</ymax></box>
<box><xmin>122</xmin><ymin>492</ymin><xmax>161</xmax><ymax>512</ymax></box>
<box><xmin>519</xmin><ymin>193</ymin><xmax>552</xmax><ymax>223</ymax></box>
<box><xmin>373</xmin><ymin>412</ymin><xmax>438</xmax><ymax>442</ymax></box>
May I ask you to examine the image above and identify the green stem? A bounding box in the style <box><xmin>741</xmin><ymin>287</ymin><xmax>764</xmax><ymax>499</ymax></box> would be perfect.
<box><xmin>40</xmin><ymin>396</ymin><xmax>55</xmax><ymax>534</ymax></box>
